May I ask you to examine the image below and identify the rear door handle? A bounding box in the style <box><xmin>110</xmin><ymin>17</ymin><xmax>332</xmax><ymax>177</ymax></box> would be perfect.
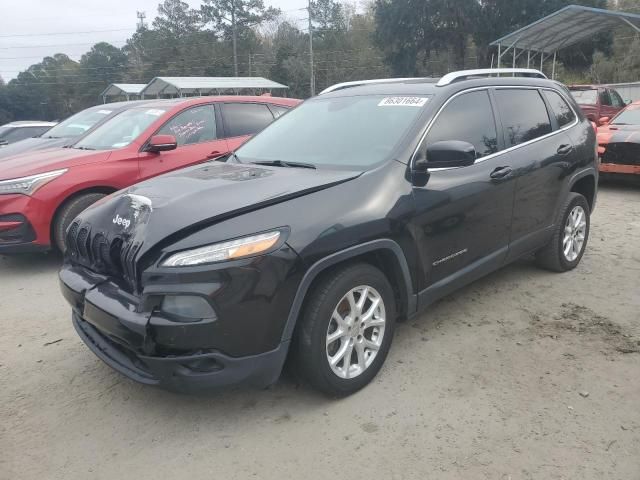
<box><xmin>557</xmin><ymin>144</ymin><xmax>573</xmax><ymax>155</ymax></box>
<box><xmin>490</xmin><ymin>166</ymin><xmax>512</xmax><ymax>179</ymax></box>
<box><xmin>206</xmin><ymin>151</ymin><xmax>224</xmax><ymax>159</ymax></box>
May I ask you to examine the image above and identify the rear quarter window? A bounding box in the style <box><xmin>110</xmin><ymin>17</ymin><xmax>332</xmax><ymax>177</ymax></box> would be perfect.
<box><xmin>542</xmin><ymin>90</ymin><xmax>576</xmax><ymax>128</ymax></box>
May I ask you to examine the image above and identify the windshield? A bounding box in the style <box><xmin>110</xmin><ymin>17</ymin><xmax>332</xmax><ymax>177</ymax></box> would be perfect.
<box><xmin>235</xmin><ymin>95</ymin><xmax>430</xmax><ymax>169</ymax></box>
<box><xmin>45</xmin><ymin>106</ymin><xmax>116</xmax><ymax>139</ymax></box>
<box><xmin>74</xmin><ymin>107</ymin><xmax>166</xmax><ymax>150</ymax></box>
<box><xmin>570</xmin><ymin>89</ymin><xmax>598</xmax><ymax>105</ymax></box>
<box><xmin>611</xmin><ymin>105</ymin><xmax>640</xmax><ymax>125</ymax></box>
<box><xmin>0</xmin><ymin>126</ymin><xmax>12</xmax><ymax>140</ymax></box>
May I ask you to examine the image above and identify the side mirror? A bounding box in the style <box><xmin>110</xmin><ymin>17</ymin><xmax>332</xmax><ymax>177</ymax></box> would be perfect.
<box><xmin>146</xmin><ymin>134</ymin><xmax>177</xmax><ymax>153</ymax></box>
<box><xmin>419</xmin><ymin>140</ymin><xmax>476</xmax><ymax>169</ymax></box>
<box><xmin>598</xmin><ymin>117</ymin><xmax>610</xmax><ymax>126</ymax></box>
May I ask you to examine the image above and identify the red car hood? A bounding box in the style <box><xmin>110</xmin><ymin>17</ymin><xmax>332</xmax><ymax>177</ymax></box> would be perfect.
<box><xmin>0</xmin><ymin>147</ymin><xmax>112</xmax><ymax>180</ymax></box>
<box><xmin>597</xmin><ymin>123</ymin><xmax>640</xmax><ymax>146</ymax></box>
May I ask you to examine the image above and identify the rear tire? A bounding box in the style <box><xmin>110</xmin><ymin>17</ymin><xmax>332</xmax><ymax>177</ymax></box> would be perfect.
<box><xmin>291</xmin><ymin>263</ymin><xmax>396</xmax><ymax>397</ymax></box>
<box><xmin>53</xmin><ymin>193</ymin><xmax>106</xmax><ymax>252</ymax></box>
<box><xmin>535</xmin><ymin>192</ymin><xmax>590</xmax><ymax>272</ymax></box>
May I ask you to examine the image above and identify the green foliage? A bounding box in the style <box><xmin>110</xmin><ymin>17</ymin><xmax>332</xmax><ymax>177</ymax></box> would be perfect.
<box><xmin>201</xmin><ymin>0</ymin><xmax>280</xmax><ymax>75</ymax></box>
<box><xmin>375</xmin><ymin>0</ymin><xmax>612</xmax><ymax>75</ymax></box>
<box><xmin>0</xmin><ymin>0</ymin><xmax>636</xmax><ymax>124</ymax></box>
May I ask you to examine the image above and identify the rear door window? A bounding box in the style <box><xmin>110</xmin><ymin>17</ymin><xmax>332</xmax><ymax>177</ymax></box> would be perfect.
<box><xmin>494</xmin><ymin>89</ymin><xmax>552</xmax><ymax>147</ymax></box>
<box><xmin>221</xmin><ymin>103</ymin><xmax>275</xmax><ymax>137</ymax></box>
<box><xmin>599</xmin><ymin>90</ymin><xmax>612</xmax><ymax>106</ymax></box>
<box><xmin>542</xmin><ymin>90</ymin><xmax>576</xmax><ymax>128</ymax></box>
<box><xmin>157</xmin><ymin>105</ymin><xmax>216</xmax><ymax>146</ymax></box>
<box><xmin>425</xmin><ymin>90</ymin><xmax>498</xmax><ymax>159</ymax></box>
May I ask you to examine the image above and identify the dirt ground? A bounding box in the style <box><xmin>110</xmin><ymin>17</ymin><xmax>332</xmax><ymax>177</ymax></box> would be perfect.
<box><xmin>1</xmin><ymin>183</ymin><xmax>639</xmax><ymax>480</ymax></box>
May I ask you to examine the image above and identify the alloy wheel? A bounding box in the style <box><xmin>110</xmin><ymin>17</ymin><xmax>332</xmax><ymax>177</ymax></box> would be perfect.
<box><xmin>563</xmin><ymin>205</ymin><xmax>587</xmax><ymax>262</ymax></box>
<box><xmin>325</xmin><ymin>286</ymin><xmax>386</xmax><ymax>379</ymax></box>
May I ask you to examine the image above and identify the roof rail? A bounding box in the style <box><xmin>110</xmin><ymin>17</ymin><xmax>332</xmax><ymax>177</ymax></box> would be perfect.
<box><xmin>319</xmin><ymin>78</ymin><xmax>418</xmax><ymax>95</ymax></box>
<box><xmin>436</xmin><ymin>68</ymin><xmax>547</xmax><ymax>87</ymax></box>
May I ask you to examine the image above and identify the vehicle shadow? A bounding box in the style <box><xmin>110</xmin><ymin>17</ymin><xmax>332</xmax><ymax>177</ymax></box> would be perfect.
<box><xmin>0</xmin><ymin>252</ymin><xmax>62</xmax><ymax>274</ymax></box>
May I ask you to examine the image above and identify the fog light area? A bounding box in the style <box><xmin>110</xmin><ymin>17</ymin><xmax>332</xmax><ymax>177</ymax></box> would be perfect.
<box><xmin>161</xmin><ymin>295</ymin><xmax>217</xmax><ymax>320</ymax></box>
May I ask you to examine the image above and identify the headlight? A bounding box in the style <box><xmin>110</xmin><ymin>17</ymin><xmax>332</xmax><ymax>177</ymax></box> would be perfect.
<box><xmin>0</xmin><ymin>169</ymin><xmax>67</xmax><ymax>196</ymax></box>
<box><xmin>161</xmin><ymin>231</ymin><xmax>281</xmax><ymax>267</ymax></box>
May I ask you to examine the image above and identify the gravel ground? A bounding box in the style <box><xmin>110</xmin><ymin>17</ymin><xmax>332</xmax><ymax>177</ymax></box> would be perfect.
<box><xmin>1</xmin><ymin>183</ymin><xmax>639</xmax><ymax>480</ymax></box>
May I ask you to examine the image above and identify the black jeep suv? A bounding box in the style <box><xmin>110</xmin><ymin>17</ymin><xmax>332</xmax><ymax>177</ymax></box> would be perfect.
<box><xmin>60</xmin><ymin>69</ymin><xmax>597</xmax><ymax>396</ymax></box>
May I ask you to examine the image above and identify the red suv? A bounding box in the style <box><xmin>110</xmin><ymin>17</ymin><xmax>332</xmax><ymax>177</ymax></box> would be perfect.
<box><xmin>0</xmin><ymin>96</ymin><xmax>300</xmax><ymax>253</ymax></box>
<box><xmin>568</xmin><ymin>85</ymin><xmax>627</xmax><ymax>125</ymax></box>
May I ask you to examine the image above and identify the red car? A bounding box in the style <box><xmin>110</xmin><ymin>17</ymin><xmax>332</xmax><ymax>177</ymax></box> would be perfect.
<box><xmin>596</xmin><ymin>101</ymin><xmax>640</xmax><ymax>176</ymax></box>
<box><xmin>0</xmin><ymin>96</ymin><xmax>300</xmax><ymax>253</ymax></box>
<box><xmin>569</xmin><ymin>85</ymin><xmax>627</xmax><ymax>125</ymax></box>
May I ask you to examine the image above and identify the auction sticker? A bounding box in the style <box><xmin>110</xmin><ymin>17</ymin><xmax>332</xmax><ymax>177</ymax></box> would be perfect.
<box><xmin>378</xmin><ymin>97</ymin><xmax>429</xmax><ymax>107</ymax></box>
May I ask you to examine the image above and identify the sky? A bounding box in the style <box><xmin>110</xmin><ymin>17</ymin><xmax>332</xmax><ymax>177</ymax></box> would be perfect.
<box><xmin>0</xmin><ymin>0</ymin><xmax>308</xmax><ymax>81</ymax></box>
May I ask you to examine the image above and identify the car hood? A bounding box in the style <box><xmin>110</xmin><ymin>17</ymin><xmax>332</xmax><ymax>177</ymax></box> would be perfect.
<box><xmin>0</xmin><ymin>147</ymin><xmax>111</xmax><ymax>180</ymax></box>
<box><xmin>0</xmin><ymin>137</ymin><xmax>71</xmax><ymax>161</ymax></box>
<box><xmin>74</xmin><ymin>161</ymin><xmax>362</xmax><ymax>260</ymax></box>
<box><xmin>597</xmin><ymin>123</ymin><xmax>640</xmax><ymax>146</ymax></box>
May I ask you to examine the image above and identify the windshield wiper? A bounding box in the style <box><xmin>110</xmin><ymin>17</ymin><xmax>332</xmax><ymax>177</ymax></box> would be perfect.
<box><xmin>253</xmin><ymin>160</ymin><xmax>316</xmax><ymax>169</ymax></box>
<box><xmin>75</xmin><ymin>146</ymin><xmax>96</xmax><ymax>150</ymax></box>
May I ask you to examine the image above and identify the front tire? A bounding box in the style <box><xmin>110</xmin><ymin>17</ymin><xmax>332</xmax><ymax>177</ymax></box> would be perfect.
<box><xmin>536</xmin><ymin>192</ymin><xmax>590</xmax><ymax>272</ymax></box>
<box><xmin>291</xmin><ymin>263</ymin><xmax>396</xmax><ymax>397</ymax></box>
<box><xmin>53</xmin><ymin>193</ymin><xmax>106</xmax><ymax>252</ymax></box>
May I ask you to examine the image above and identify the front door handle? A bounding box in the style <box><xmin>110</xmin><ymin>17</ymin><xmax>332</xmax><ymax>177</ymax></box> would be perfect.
<box><xmin>490</xmin><ymin>166</ymin><xmax>512</xmax><ymax>179</ymax></box>
<box><xmin>206</xmin><ymin>151</ymin><xmax>224</xmax><ymax>159</ymax></box>
<box><xmin>557</xmin><ymin>144</ymin><xmax>573</xmax><ymax>155</ymax></box>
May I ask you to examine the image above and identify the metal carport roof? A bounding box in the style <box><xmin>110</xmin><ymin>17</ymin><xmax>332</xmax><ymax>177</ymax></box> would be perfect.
<box><xmin>100</xmin><ymin>83</ymin><xmax>146</xmax><ymax>98</ymax></box>
<box><xmin>140</xmin><ymin>77</ymin><xmax>289</xmax><ymax>97</ymax></box>
<box><xmin>490</xmin><ymin>5</ymin><xmax>640</xmax><ymax>76</ymax></box>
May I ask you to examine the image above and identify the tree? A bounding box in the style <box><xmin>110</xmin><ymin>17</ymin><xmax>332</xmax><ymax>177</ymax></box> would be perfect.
<box><xmin>153</xmin><ymin>0</ymin><xmax>201</xmax><ymax>40</ymax></box>
<box><xmin>374</xmin><ymin>0</ymin><xmax>478</xmax><ymax>75</ymax></box>
<box><xmin>201</xmin><ymin>0</ymin><xmax>280</xmax><ymax>76</ymax></box>
<box><xmin>79</xmin><ymin>43</ymin><xmax>128</xmax><ymax>104</ymax></box>
<box><xmin>311</xmin><ymin>0</ymin><xmax>346</xmax><ymax>34</ymax></box>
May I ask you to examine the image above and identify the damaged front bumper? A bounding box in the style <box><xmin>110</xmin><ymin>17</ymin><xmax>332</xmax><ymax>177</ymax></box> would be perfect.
<box><xmin>60</xmin><ymin>257</ymin><xmax>297</xmax><ymax>392</ymax></box>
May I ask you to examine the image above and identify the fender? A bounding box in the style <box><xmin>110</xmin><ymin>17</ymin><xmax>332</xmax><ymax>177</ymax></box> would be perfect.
<box><xmin>280</xmin><ymin>239</ymin><xmax>417</xmax><ymax>342</ymax></box>
<box><xmin>567</xmin><ymin>166</ymin><xmax>598</xmax><ymax>211</ymax></box>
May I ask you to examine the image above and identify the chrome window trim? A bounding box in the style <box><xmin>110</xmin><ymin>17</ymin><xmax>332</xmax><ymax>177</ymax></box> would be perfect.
<box><xmin>411</xmin><ymin>85</ymin><xmax>580</xmax><ymax>172</ymax></box>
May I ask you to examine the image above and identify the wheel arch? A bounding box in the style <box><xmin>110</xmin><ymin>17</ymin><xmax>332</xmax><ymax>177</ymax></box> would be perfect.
<box><xmin>569</xmin><ymin>172</ymin><xmax>596</xmax><ymax>211</ymax></box>
<box><xmin>50</xmin><ymin>186</ymin><xmax>118</xmax><ymax>243</ymax></box>
<box><xmin>281</xmin><ymin>239</ymin><xmax>416</xmax><ymax>343</ymax></box>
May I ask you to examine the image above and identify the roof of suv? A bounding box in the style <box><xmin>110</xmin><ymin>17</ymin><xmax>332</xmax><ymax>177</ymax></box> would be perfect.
<box><xmin>320</xmin><ymin>76</ymin><xmax>565</xmax><ymax>98</ymax></box>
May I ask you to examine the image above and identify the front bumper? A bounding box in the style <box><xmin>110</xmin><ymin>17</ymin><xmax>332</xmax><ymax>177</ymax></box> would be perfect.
<box><xmin>599</xmin><ymin>162</ymin><xmax>640</xmax><ymax>175</ymax></box>
<box><xmin>0</xmin><ymin>194</ymin><xmax>52</xmax><ymax>252</ymax></box>
<box><xmin>60</xmin><ymin>247</ymin><xmax>301</xmax><ymax>392</ymax></box>
<box><xmin>72</xmin><ymin>313</ymin><xmax>289</xmax><ymax>392</ymax></box>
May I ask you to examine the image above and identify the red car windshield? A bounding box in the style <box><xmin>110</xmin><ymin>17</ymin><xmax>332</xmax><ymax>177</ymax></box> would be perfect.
<box><xmin>611</xmin><ymin>105</ymin><xmax>640</xmax><ymax>125</ymax></box>
<box><xmin>570</xmin><ymin>89</ymin><xmax>598</xmax><ymax>105</ymax></box>
<box><xmin>74</xmin><ymin>107</ymin><xmax>167</xmax><ymax>150</ymax></box>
